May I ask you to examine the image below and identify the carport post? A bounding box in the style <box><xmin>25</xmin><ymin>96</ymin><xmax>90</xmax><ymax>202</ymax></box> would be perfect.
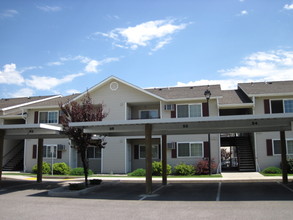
<box><xmin>0</xmin><ymin>130</ymin><xmax>4</xmax><ymax>181</ymax></box>
<box><xmin>37</xmin><ymin>138</ymin><xmax>44</xmax><ymax>183</ymax></box>
<box><xmin>145</xmin><ymin>124</ymin><xmax>152</xmax><ymax>194</ymax></box>
<box><xmin>280</xmin><ymin>130</ymin><xmax>288</xmax><ymax>184</ymax></box>
<box><xmin>162</xmin><ymin>134</ymin><xmax>167</xmax><ymax>185</ymax></box>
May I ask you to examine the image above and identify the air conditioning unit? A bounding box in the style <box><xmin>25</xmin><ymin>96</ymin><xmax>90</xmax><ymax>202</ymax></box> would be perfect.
<box><xmin>164</xmin><ymin>104</ymin><xmax>175</xmax><ymax>111</ymax></box>
<box><xmin>57</xmin><ymin>144</ymin><xmax>66</xmax><ymax>151</ymax></box>
<box><xmin>167</xmin><ymin>142</ymin><xmax>176</xmax><ymax>149</ymax></box>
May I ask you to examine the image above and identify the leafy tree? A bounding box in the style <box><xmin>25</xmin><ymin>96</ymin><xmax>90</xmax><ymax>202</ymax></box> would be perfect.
<box><xmin>59</xmin><ymin>93</ymin><xmax>107</xmax><ymax>186</ymax></box>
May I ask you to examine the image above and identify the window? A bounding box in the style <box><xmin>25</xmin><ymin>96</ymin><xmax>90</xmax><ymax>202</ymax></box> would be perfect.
<box><xmin>87</xmin><ymin>147</ymin><xmax>101</xmax><ymax>159</ymax></box>
<box><xmin>39</xmin><ymin>111</ymin><xmax>58</xmax><ymax>123</ymax></box>
<box><xmin>140</xmin><ymin>110</ymin><xmax>158</xmax><ymax>119</ymax></box>
<box><xmin>273</xmin><ymin>139</ymin><xmax>293</xmax><ymax>155</ymax></box>
<box><xmin>139</xmin><ymin>145</ymin><xmax>159</xmax><ymax>159</ymax></box>
<box><xmin>270</xmin><ymin>99</ymin><xmax>293</xmax><ymax>114</ymax></box>
<box><xmin>178</xmin><ymin>142</ymin><xmax>203</xmax><ymax>157</ymax></box>
<box><xmin>43</xmin><ymin>145</ymin><xmax>57</xmax><ymax>158</ymax></box>
<box><xmin>177</xmin><ymin>104</ymin><xmax>201</xmax><ymax>118</ymax></box>
<box><xmin>284</xmin><ymin>100</ymin><xmax>293</xmax><ymax>113</ymax></box>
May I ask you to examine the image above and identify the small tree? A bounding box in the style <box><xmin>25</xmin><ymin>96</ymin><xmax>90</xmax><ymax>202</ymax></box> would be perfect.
<box><xmin>59</xmin><ymin>93</ymin><xmax>107</xmax><ymax>186</ymax></box>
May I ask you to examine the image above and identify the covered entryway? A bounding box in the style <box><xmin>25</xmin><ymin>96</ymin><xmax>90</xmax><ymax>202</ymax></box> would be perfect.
<box><xmin>70</xmin><ymin>113</ymin><xmax>293</xmax><ymax>194</ymax></box>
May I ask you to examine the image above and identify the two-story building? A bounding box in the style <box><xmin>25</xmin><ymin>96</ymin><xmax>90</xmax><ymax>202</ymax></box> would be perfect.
<box><xmin>1</xmin><ymin>76</ymin><xmax>293</xmax><ymax>174</ymax></box>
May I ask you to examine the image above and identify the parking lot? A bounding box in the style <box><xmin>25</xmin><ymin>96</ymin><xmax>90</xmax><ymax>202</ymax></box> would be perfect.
<box><xmin>1</xmin><ymin>179</ymin><xmax>293</xmax><ymax>219</ymax></box>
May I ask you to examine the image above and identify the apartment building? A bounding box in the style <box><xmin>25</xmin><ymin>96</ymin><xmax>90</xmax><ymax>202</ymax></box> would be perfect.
<box><xmin>1</xmin><ymin>76</ymin><xmax>293</xmax><ymax>174</ymax></box>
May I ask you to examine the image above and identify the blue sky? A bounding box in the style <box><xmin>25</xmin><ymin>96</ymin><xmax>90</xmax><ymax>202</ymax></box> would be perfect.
<box><xmin>0</xmin><ymin>0</ymin><xmax>293</xmax><ymax>98</ymax></box>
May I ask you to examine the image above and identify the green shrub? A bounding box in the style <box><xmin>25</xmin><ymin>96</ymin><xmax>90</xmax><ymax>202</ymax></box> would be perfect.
<box><xmin>152</xmin><ymin>161</ymin><xmax>172</xmax><ymax>176</ymax></box>
<box><xmin>262</xmin><ymin>166</ymin><xmax>282</xmax><ymax>174</ymax></box>
<box><xmin>173</xmin><ymin>163</ymin><xmax>195</xmax><ymax>176</ymax></box>
<box><xmin>70</xmin><ymin>167</ymin><xmax>93</xmax><ymax>176</ymax></box>
<box><xmin>32</xmin><ymin>162</ymin><xmax>51</xmax><ymax>174</ymax></box>
<box><xmin>53</xmin><ymin>162</ymin><xmax>70</xmax><ymax>175</ymax></box>
<box><xmin>128</xmin><ymin>168</ymin><xmax>146</xmax><ymax>176</ymax></box>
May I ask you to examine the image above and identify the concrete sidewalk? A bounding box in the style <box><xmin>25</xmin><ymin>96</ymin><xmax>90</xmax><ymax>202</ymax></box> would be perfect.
<box><xmin>1</xmin><ymin>172</ymin><xmax>292</xmax><ymax>183</ymax></box>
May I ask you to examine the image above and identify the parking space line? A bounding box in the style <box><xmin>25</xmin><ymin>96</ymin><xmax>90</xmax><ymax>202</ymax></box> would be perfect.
<box><xmin>139</xmin><ymin>185</ymin><xmax>166</xmax><ymax>201</ymax></box>
<box><xmin>277</xmin><ymin>182</ymin><xmax>293</xmax><ymax>193</ymax></box>
<box><xmin>216</xmin><ymin>182</ymin><xmax>221</xmax><ymax>201</ymax></box>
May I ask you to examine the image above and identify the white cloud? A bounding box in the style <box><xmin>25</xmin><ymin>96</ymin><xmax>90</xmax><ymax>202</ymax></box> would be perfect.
<box><xmin>96</xmin><ymin>19</ymin><xmax>188</xmax><ymax>52</ymax></box>
<box><xmin>37</xmin><ymin>5</ymin><xmax>62</xmax><ymax>12</ymax></box>
<box><xmin>85</xmin><ymin>60</ymin><xmax>99</xmax><ymax>73</ymax></box>
<box><xmin>177</xmin><ymin>50</ymin><xmax>293</xmax><ymax>90</ymax></box>
<box><xmin>26</xmin><ymin>73</ymin><xmax>84</xmax><ymax>90</ymax></box>
<box><xmin>66</xmin><ymin>89</ymin><xmax>80</xmax><ymax>94</ymax></box>
<box><xmin>0</xmin><ymin>63</ymin><xmax>24</xmax><ymax>85</ymax></box>
<box><xmin>47</xmin><ymin>61</ymin><xmax>63</xmax><ymax>66</ymax></box>
<box><xmin>0</xmin><ymin>9</ymin><xmax>18</xmax><ymax>18</ymax></box>
<box><xmin>9</xmin><ymin>88</ymin><xmax>34</xmax><ymax>98</ymax></box>
<box><xmin>240</xmin><ymin>10</ymin><xmax>248</xmax><ymax>15</ymax></box>
<box><xmin>284</xmin><ymin>4</ymin><xmax>293</xmax><ymax>10</ymax></box>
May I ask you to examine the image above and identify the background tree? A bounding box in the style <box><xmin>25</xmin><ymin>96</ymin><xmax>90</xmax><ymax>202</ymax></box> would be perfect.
<box><xmin>59</xmin><ymin>93</ymin><xmax>107</xmax><ymax>186</ymax></box>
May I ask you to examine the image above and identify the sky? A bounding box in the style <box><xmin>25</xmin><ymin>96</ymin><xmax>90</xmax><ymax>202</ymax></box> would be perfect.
<box><xmin>0</xmin><ymin>0</ymin><xmax>293</xmax><ymax>98</ymax></box>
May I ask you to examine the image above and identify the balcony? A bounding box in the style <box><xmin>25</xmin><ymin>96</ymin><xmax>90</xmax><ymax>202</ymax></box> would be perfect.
<box><xmin>127</xmin><ymin>103</ymin><xmax>160</xmax><ymax>120</ymax></box>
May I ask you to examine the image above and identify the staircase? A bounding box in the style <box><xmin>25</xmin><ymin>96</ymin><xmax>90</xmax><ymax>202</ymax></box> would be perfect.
<box><xmin>3</xmin><ymin>147</ymin><xmax>24</xmax><ymax>171</ymax></box>
<box><xmin>235</xmin><ymin>136</ymin><xmax>255</xmax><ymax>172</ymax></box>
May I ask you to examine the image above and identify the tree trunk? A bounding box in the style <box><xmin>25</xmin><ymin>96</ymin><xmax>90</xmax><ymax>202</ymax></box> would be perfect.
<box><xmin>80</xmin><ymin>149</ymin><xmax>89</xmax><ymax>187</ymax></box>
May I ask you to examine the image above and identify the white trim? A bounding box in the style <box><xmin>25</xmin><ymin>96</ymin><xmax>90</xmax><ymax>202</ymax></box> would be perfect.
<box><xmin>1</xmin><ymin>95</ymin><xmax>61</xmax><ymax>111</ymax></box>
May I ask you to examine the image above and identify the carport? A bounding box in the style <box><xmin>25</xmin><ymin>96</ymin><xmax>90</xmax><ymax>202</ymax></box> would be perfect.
<box><xmin>1</xmin><ymin>113</ymin><xmax>293</xmax><ymax>194</ymax></box>
<box><xmin>70</xmin><ymin>113</ymin><xmax>293</xmax><ymax>194</ymax></box>
<box><xmin>0</xmin><ymin>123</ymin><xmax>65</xmax><ymax>182</ymax></box>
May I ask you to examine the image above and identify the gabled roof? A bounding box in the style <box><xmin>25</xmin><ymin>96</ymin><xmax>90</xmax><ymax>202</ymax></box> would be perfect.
<box><xmin>0</xmin><ymin>95</ymin><xmax>60</xmax><ymax>111</ymax></box>
<box><xmin>72</xmin><ymin>76</ymin><xmax>165</xmax><ymax>102</ymax></box>
<box><xmin>146</xmin><ymin>84</ymin><xmax>222</xmax><ymax>101</ymax></box>
<box><xmin>219</xmin><ymin>89</ymin><xmax>253</xmax><ymax>106</ymax></box>
<box><xmin>238</xmin><ymin>81</ymin><xmax>293</xmax><ymax>97</ymax></box>
<box><xmin>22</xmin><ymin>94</ymin><xmax>80</xmax><ymax>109</ymax></box>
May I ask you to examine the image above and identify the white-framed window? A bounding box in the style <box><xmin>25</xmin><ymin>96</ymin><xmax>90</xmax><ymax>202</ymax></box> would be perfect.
<box><xmin>177</xmin><ymin>104</ymin><xmax>202</xmax><ymax>118</ymax></box>
<box><xmin>273</xmin><ymin>139</ymin><xmax>293</xmax><ymax>155</ymax></box>
<box><xmin>139</xmin><ymin>144</ymin><xmax>159</xmax><ymax>159</ymax></box>
<box><xmin>39</xmin><ymin>111</ymin><xmax>58</xmax><ymax>124</ymax></box>
<box><xmin>177</xmin><ymin>142</ymin><xmax>203</xmax><ymax>158</ymax></box>
<box><xmin>43</xmin><ymin>145</ymin><xmax>57</xmax><ymax>158</ymax></box>
<box><xmin>139</xmin><ymin>110</ymin><xmax>159</xmax><ymax>119</ymax></box>
<box><xmin>270</xmin><ymin>99</ymin><xmax>293</xmax><ymax>114</ymax></box>
<box><xmin>87</xmin><ymin>146</ymin><xmax>101</xmax><ymax>159</ymax></box>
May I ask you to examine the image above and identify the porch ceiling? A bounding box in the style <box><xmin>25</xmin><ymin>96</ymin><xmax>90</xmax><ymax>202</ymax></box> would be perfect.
<box><xmin>0</xmin><ymin>124</ymin><xmax>66</xmax><ymax>139</ymax></box>
<box><xmin>70</xmin><ymin>113</ymin><xmax>293</xmax><ymax>137</ymax></box>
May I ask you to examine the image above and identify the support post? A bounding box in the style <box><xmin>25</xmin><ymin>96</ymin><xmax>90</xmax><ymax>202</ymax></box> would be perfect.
<box><xmin>0</xmin><ymin>130</ymin><xmax>5</xmax><ymax>181</ymax></box>
<box><xmin>280</xmin><ymin>131</ymin><xmax>288</xmax><ymax>184</ymax></box>
<box><xmin>37</xmin><ymin>138</ymin><xmax>44</xmax><ymax>183</ymax></box>
<box><xmin>162</xmin><ymin>134</ymin><xmax>167</xmax><ymax>185</ymax></box>
<box><xmin>145</xmin><ymin>124</ymin><xmax>152</xmax><ymax>194</ymax></box>
<box><xmin>208</xmin><ymin>133</ymin><xmax>211</xmax><ymax>175</ymax></box>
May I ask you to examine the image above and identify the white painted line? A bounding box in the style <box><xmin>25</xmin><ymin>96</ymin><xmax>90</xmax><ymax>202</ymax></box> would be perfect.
<box><xmin>139</xmin><ymin>185</ymin><xmax>166</xmax><ymax>201</ymax></box>
<box><xmin>277</xmin><ymin>182</ymin><xmax>293</xmax><ymax>193</ymax></box>
<box><xmin>216</xmin><ymin>182</ymin><xmax>222</xmax><ymax>201</ymax></box>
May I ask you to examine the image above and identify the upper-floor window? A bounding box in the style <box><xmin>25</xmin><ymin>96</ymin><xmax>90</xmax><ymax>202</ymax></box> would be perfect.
<box><xmin>177</xmin><ymin>142</ymin><xmax>203</xmax><ymax>158</ymax></box>
<box><xmin>273</xmin><ymin>139</ymin><xmax>293</xmax><ymax>155</ymax></box>
<box><xmin>39</xmin><ymin>111</ymin><xmax>58</xmax><ymax>124</ymax></box>
<box><xmin>139</xmin><ymin>110</ymin><xmax>159</xmax><ymax>119</ymax></box>
<box><xmin>177</xmin><ymin>104</ymin><xmax>201</xmax><ymax>118</ymax></box>
<box><xmin>271</xmin><ymin>100</ymin><xmax>293</xmax><ymax>114</ymax></box>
